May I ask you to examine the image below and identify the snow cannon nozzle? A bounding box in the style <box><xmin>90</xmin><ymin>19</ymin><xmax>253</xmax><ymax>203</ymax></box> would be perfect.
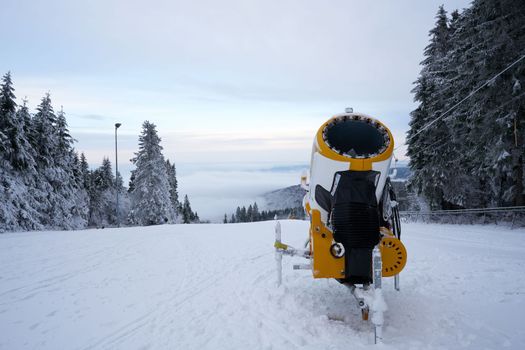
<box><xmin>321</xmin><ymin>115</ymin><xmax>391</xmax><ymax>159</ymax></box>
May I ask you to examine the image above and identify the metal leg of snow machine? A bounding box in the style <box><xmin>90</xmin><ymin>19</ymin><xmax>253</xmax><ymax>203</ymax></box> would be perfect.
<box><xmin>372</xmin><ymin>245</ymin><xmax>383</xmax><ymax>344</ymax></box>
<box><xmin>394</xmin><ymin>273</ymin><xmax>400</xmax><ymax>291</ymax></box>
<box><xmin>345</xmin><ymin>248</ymin><xmax>384</xmax><ymax>345</ymax></box>
<box><xmin>274</xmin><ymin>221</ymin><xmax>311</xmax><ymax>287</ymax></box>
<box><xmin>347</xmin><ymin>285</ymin><xmax>370</xmax><ymax>321</ymax></box>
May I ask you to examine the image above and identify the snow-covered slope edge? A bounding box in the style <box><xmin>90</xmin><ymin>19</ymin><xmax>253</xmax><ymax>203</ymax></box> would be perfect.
<box><xmin>0</xmin><ymin>222</ymin><xmax>524</xmax><ymax>349</ymax></box>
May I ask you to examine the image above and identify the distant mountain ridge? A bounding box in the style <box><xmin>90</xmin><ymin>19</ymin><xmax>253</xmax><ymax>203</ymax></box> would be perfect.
<box><xmin>260</xmin><ymin>185</ymin><xmax>306</xmax><ymax>211</ymax></box>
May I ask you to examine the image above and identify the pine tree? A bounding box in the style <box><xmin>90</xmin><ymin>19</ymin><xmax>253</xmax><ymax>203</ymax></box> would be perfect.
<box><xmin>128</xmin><ymin>170</ymin><xmax>136</xmax><ymax>193</ymax></box>
<box><xmin>165</xmin><ymin>159</ymin><xmax>179</xmax><ymax>217</ymax></box>
<box><xmin>0</xmin><ymin>72</ymin><xmax>16</xmax><ymax>121</ymax></box>
<box><xmin>69</xmin><ymin>151</ymin><xmax>90</xmax><ymax>228</ymax></box>
<box><xmin>467</xmin><ymin>0</ymin><xmax>525</xmax><ymax>206</ymax></box>
<box><xmin>182</xmin><ymin>195</ymin><xmax>192</xmax><ymax>224</ymax></box>
<box><xmin>440</xmin><ymin>0</ymin><xmax>525</xmax><ymax>207</ymax></box>
<box><xmin>80</xmin><ymin>153</ymin><xmax>91</xmax><ymax>189</ymax></box>
<box><xmin>0</xmin><ymin>73</ymin><xmax>36</xmax><ymax>231</ymax></box>
<box><xmin>240</xmin><ymin>206</ymin><xmax>247</xmax><ymax>222</ymax></box>
<box><xmin>408</xmin><ymin>6</ymin><xmax>459</xmax><ymax>209</ymax></box>
<box><xmin>32</xmin><ymin>93</ymin><xmax>58</xmax><ymax>165</ymax></box>
<box><xmin>235</xmin><ymin>206</ymin><xmax>241</xmax><ymax>222</ymax></box>
<box><xmin>247</xmin><ymin>204</ymin><xmax>253</xmax><ymax>222</ymax></box>
<box><xmin>0</xmin><ymin>72</ymin><xmax>18</xmax><ymax>166</ymax></box>
<box><xmin>89</xmin><ymin>158</ymin><xmax>116</xmax><ymax>227</ymax></box>
<box><xmin>0</xmin><ymin>73</ymin><xmax>45</xmax><ymax>231</ymax></box>
<box><xmin>95</xmin><ymin>158</ymin><xmax>114</xmax><ymax>190</ymax></box>
<box><xmin>252</xmin><ymin>202</ymin><xmax>261</xmax><ymax>221</ymax></box>
<box><xmin>129</xmin><ymin>121</ymin><xmax>175</xmax><ymax>225</ymax></box>
<box><xmin>12</xmin><ymin>101</ymin><xmax>37</xmax><ymax>171</ymax></box>
<box><xmin>56</xmin><ymin>107</ymin><xmax>74</xmax><ymax>157</ymax></box>
<box><xmin>39</xmin><ymin>103</ymin><xmax>87</xmax><ymax>229</ymax></box>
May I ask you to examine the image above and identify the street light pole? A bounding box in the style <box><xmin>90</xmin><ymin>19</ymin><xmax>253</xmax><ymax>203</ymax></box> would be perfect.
<box><xmin>115</xmin><ymin>123</ymin><xmax>122</xmax><ymax>227</ymax></box>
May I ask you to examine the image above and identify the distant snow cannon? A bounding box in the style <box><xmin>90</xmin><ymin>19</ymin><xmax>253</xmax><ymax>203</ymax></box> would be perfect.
<box><xmin>275</xmin><ymin>110</ymin><xmax>406</xmax><ymax>344</ymax></box>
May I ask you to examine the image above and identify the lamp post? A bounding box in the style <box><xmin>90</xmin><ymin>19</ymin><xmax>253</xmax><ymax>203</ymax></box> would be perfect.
<box><xmin>115</xmin><ymin>123</ymin><xmax>122</xmax><ymax>227</ymax></box>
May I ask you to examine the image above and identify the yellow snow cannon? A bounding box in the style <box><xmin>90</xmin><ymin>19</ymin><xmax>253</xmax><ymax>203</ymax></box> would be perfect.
<box><xmin>275</xmin><ymin>110</ymin><xmax>406</xmax><ymax>343</ymax></box>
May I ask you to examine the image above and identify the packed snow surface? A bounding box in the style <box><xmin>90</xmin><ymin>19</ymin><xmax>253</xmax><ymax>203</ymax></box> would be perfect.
<box><xmin>1</xmin><ymin>221</ymin><xmax>524</xmax><ymax>349</ymax></box>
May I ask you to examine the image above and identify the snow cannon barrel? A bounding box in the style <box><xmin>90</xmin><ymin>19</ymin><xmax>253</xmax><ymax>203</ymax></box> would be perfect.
<box><xmin>307</xmin><ymin>113</ymin><xmax>394</xmax><ymax>220</ymax></box>
<box><xmin>320</xmin><ymin>115</ymin><xmax>392</xmax><ymax>160</ymax></box>
<box><xmin>304</xmin><ymin>112</ymin><xmax>404</xmax><ymax>283</ymax></box>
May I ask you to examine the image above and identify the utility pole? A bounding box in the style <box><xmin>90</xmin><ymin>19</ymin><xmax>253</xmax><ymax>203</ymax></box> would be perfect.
<box><xmin>115</xmin><ymin>123</ymin><xmax>122</xmax><ymax>227</ymax></box>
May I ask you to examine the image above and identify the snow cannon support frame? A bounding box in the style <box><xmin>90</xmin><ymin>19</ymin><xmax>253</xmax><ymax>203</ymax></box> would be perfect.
<box><xmin>274</xmin><ymin>111</ymin><xmax>407</xmax><ymax>344</ymax></box>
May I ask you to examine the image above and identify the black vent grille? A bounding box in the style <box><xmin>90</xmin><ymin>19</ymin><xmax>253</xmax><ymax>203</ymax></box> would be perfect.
<box><xmin>332</xmin><ymin>202</ymin><xmax>380</xmax><ymax>248</ymax></box>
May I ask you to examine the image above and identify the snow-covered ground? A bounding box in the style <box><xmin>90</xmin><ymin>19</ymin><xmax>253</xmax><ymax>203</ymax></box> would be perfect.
<box><xmin>1</xmin><ymin>221</ymin><xmax>524</xmax><ymax>349</ymax></box>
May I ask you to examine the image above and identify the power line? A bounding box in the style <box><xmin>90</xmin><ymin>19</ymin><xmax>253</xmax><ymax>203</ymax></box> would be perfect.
<box><xmin>397</xmin><ymin>52</ymin><xmax>525</xmax><ymax>152</ymax></box>
<box><xmin>403</xmin><ymin>90</ymin><xmax>525</xmax><ymax>160</ymax></box>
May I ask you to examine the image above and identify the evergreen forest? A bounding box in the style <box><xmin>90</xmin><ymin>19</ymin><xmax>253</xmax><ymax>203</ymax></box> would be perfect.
<box><xmin>407</xmin><ymin>1</ymin><xmax>525</xmax><ymax>210</ymax></box>
<box><xmin>0</xmin><ymin>73</ymin><xmax>199</xmax><ymax>232</ymax></box>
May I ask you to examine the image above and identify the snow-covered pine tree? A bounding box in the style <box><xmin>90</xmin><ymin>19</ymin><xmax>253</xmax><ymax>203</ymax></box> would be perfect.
<box><xmin>0</xmin><ymin>73</ymin><xmax>36</xmax><ymax>175</ymax></box>
<box><xmin>13</xmin><ymin>100</ymin><xmax>37</xmax><ymax>171</ymax></box>
<box><xmin>0</xmin><ymin>72</ymin><xmax>20</xmax><ymax>231</ymax></box>
<box><xmin>29</xmin><ymin>94</ymin><xmax>57</xmax><ymax>227</ymax></box>
<box><xmin>434</xmin><ymin>0</ymin><xmax>525</xmax><ymax>208</ymax></box>
<box><xmin>182</xmin><ymin>195</ymin><xmax>192</xmax><ymax>224</ymax></box>
<box><xmin>79</xmin><ymin>153</ymin><xmax>91</xmax><ymax>189</ymax></box>
<box><xmin>115</xmin><ymin>170</ymin><xmax>130</xmax><ymax>224</ymax></box>
<box><xmin>407</xmin><ymin>6</ymin><xmax>456</xmax><ymax>210</ymax></box>
<box><xmin>180</xmin><ymin>194</ymin><xmax>199</xmax><ymax>224</ymax></box>
<box><xmin>128</xmin><ymin>121</ymin><xmax>175</xmax><ymax>226</ymax></box>
<box><xmin>463</xmin><ymin>0</ymin><xmax>525</xmax><ymax>207</ymax></box>
<box><xmin>53</xmin><ymin>107</ymin><xmax>88</xmax><ymax>228</ymax></box>
<box><xmin>247</xmin><ymin>204</ymin><xmax>253</xmax><ymax>222</ymax></box>
<box><xmin>0</xmin><ymin>72</ymin><xmax>16</xmax><ymax>126</ymax></box>
<box><xmin>128</xmin><ymin>170</ymin><xmax>136</xmax><ymax>193</ymax></box>
<box><xmin>89</xmin><ymin>157</ymin><xmax>117</xmax><ymax>227</ymax></box>
<box><xmin>252</xmin><ymin>202</ymin><xmax>259</xmax><ymax>221</ymax></box>
<box><xmin>32</xmin><ymin>94</ymin><xmax>57</xmax><ymax>166</ymax></box>
<box><xmin>165</xmin><ymin>159</ymin><xmax>180</xmax><ymax>218</ymax></box>
<box><xmin>424</xmin><ymin>6</ymin><xmax>468</xmax><ymax>210</ymax></box>
<box><xmin>0</xmin><ymin>72</ymin><xmax>42</xmax><ymax>231</ymax></box>
<box><xmin>1</xmin><ymin>72</ymin><xmax>18</xmax><ymax>166</ymax></box>
<box><xmin>69</xmin><ymin>151</ymin><xmax>90</xmax><ymax>228</ymax></box>
<box><xmin>235</xmin><ymin>206</ymin><xmax>241</xmax><ymax>222</ymax></box>
<box><xmin>14</xmin><ymin>100</ymin><xmax>43</xmax><ymax>230</ymax></box>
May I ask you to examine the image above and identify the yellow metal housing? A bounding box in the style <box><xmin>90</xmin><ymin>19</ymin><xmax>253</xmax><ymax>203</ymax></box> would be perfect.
<box><xmin>309</xmin><ymin>214</ymin><xmax>407</xmax><ymax>279</ymax></box>
<box><xmin>380</xmin><ymin>236</ymin><xmax>407</xmax><ymax>277</ymax></box>
<box><xmin>310</xmin><ymin>210</ymin><xmax>345</xmax><ymax>278</ymax></box>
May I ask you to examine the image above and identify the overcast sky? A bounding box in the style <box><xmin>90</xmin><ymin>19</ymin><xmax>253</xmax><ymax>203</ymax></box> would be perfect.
<box><xmin>1</xmin><ymin>0</ymin><xmax>472</xmax><ymax>220</ymax></box>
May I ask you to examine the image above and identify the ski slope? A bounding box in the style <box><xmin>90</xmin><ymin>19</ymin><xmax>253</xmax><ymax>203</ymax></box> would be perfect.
<box><xmin>0</xmin><ymin>221</ymin><xmax>524</xmax><ymax>349</ymax></box>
